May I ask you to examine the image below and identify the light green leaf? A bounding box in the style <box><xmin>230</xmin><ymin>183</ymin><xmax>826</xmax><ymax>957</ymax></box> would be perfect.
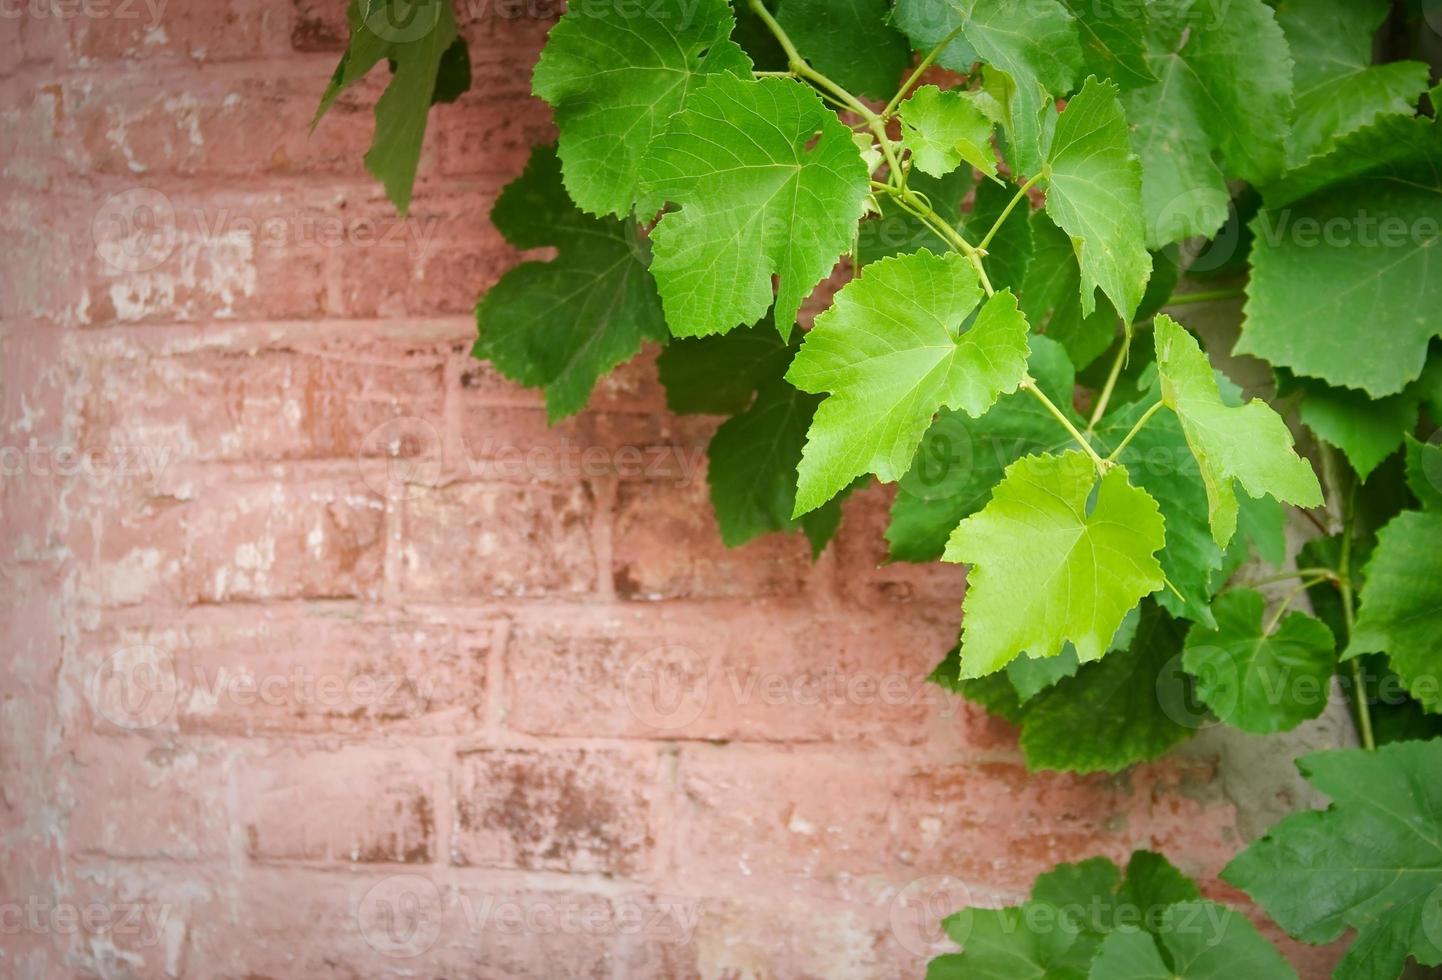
<box><xmin>1223</xmin><ymin>741</ymin><xmax>1442</xmax><ymax>980</ymax></box>
<box><xmin>1182</xmin><ymin>589</ymin><xmax>1336</xmax><ymax>734</ymax></box>
<box><xmin>945</xmin><ymin>451</ymin><xmax>1166</xmax><ymax>675</ymax></box>
<box><xmin>899</xmin><ymin>85</ymin><xmax>998</xmax><ymax>179</ymax></box>
<box><xmin>1018</xmin><ymin>601</ymin><xmax>1194</xmax><ymax>773</ymax></box>
<box><xmin>532</xmin><ymin>0</ymin><xmax>749</xmax><ymax>217</ymax></box>
<box><xmin>789</xmin><ymin>250</ymin><xmax>1031</xmax><ymax>514</ymax></box>
<box><xmin>1042</xmin><ymin>77</ymin><xmax>1152</xmax><ymax>322</ymax></box>
<box><xmin>1296</xmin><ymin>378</ymin><xmax>1419</xmax><ymax>480</ymax></box>
<box><xmin>1021</xmin><ymin>211</ymin><xmax>1118</xmax><ymax>370</ymax></box>
<box><xmin>1088</xmin><ymin>904</ymin><xmax>1297</xmax><ymax>980</ymax></box>
<box><xmin>1056</xmin><ymin>0</ymin><xmax>1155</xmax><ymax>91</ymax></box>
<box><xmin>776</xmin><ymin>0</ymin><xmax>910</xmax><ymax>100</ymax></box>
<box><xmin>474</xmin><ymin>146</ymin><xmax>666</xmax><ymax>421</ymax></box>
<box><xmin>1405</xmin><ymin>434</ymin><xmax>1442</xmax><ymax>512</ymax></box>
<box><xmin>892</xmin><ymin>0</ymin><xmax>1083</xmax><ymax>176</ymax></box>
<box><xmin>1122</xmin><ymin>0</ymin><xmax>1292</xmax><ymax>246</ymax></box>
<box><xmin>1154</xmin><ymin>315</ymin><xmax>1323</xmax><ymax>548</ymax></box>
<box><xmin>1277</xmin><ymin>0</ymin><xmax>1431</xmax><ymax>166</ymax></box>
<box><xmin>1347</xmin><ymin>510</ymin><xmax>1442</xmax><ymax>713</ymax></box>
<box><xmin>639</xmin><ymin>76</ymin><xmax>870</xmax><ymax>339</ymax></box>
<box><xmin>887</xmin><ymin>335</ymin><xmax>1075</xmax><ymax>562</ymax></box>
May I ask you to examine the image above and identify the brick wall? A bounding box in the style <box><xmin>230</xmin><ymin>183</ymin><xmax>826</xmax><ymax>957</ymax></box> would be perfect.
<box><xmin>0</xmin><ymin>2</ymin><xmax>1336</xmax><ymax>977</ymax></box>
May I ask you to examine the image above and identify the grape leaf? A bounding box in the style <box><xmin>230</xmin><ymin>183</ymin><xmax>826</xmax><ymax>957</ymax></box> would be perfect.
<box><xmin>1238</xmin><ymin>112</ymin><xmax>1442</xmax><ymax>397</ymax></box>
<box><xmin>776</xmin><ymin>0</ymin><xmax>910</xmax><ymax>100</ymax></box>
<box><xmin>1154</xmin><ymin>315</ymin><xmax>1323</xmax><ymax>548</ymax></box>
<box><xmin>1020</xmin><ymin>210</ymin><xmax>1118</xmax><ymax>370</ymax></box>
<box><xmin>1089</xmin><ymin>904</ymin><xmax>1297</xmax><ymax>980</ymax></box>
<box><xmin>1295</xmin><ymin>378</ymin><xmax>1420</xmax><ymax>481</ymax></box>
<box><xmin>1223</xmin><ymin>741</ymin><xmax>1442</xmax><ymax>980</ymax></box>
<box><xmin>474</xmin><ymin>146</ymin><xmax>666</xmax><ymax>421</ymax></box>
<box><xmin>944</xmin><ymin>451</ymin><xmax>1166</xmax><ymax>676</ymax></box>
<box><xmin>1405</xmin><ymin>435</ymin><xmax>1442</xmax><ymax>512</ymax></box>
<box><xmin>859</xmin><ymin>167</ymin><xmax>972</xmax><ymax>266</ymax></box>
<box><xmin>531</xmin><ymin>0</ymin><xmax>749</xmax><ymax>217</ymax></box>
<box><xmin>1347</xmin><ymin>510</ymin><xmax>1442</xmax><ymax>714</ymax></box>
<box><xmin>887</xmin><ymin>336</ymin><xmax>1075</xmax><ymax>562</ymax></box>
<box><xmin>1041</xmin><ymin>77</ymin><xmax>1152</xmax><ymax>322</ymax></box>
<box><xmin>927</xmin><ymin>904</ymin><xmax>1088</xmax><ymax>980</ymax></box>
<box><xmin>892</xmin><ymin>0</ymin><xmax>1083</xmax><ymax>177</ymax></box>
<box><xmin>1019</xmin><ymin>601</ymin><xmax>1194</xmax><ymax>773</ymax></box>
<box><xmin>1276</xmin><ymin>0</ymin><xmax>1431</xmax><ymax>166</ymax></box>
<box><xmin>1056</xmin><ymin>0</ymin><xmax>1155</xmax><ymax>91</ymax></box>
<box><xmin>965</xmin><ymin>176</ymin><xmax>1034</xmax><ymax>294</ymax></box>
<box><xmin>1121</xmin><ymin>0</ymin><xmax>1292</xmax><ymax>247</ymax></box>
<box><xmin>789</xmin><ymin>250</ymin><xmax>1032</xmax><ymax>515</ymax></box>
<box><xmin>899</xmin><ymin>85</ymin><xmax>998</xmax><ymax>179</ymax></box>
<box><xmin>638</xmin><ymin>75</ymin><xmax>870</xmax><ymax>339</ymax></box>
<box><xmin>1182</xmin><ymin>589</ymin><xmax>1336</xmax><ymax>734</ymax></box>
<box><xmin>314</xmin><ymin>0</ymin><xmax>466</xmax><ymax>214</ymax></box>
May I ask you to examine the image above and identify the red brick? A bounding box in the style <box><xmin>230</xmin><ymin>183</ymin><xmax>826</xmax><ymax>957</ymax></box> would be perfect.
<box><xmin>240</xmin><ymin>745</ymin><xmax>438</xmax><ymax>864</ymax></box>
<box><xmin>504</xmin><ymin>606</ymin><xmax>939</xmax><ymax>744</ymax></box>
<box><xmin>451</xmin><ymin>747</ymin><xmax>656</xmax><ymax>875</ymax></box>
<box><xmin>611</xmin><ymin>475</ymin><xmax>815</xmax><ymax>600</ymax></box>
<box><xmin>65</xmin><ymin>736</ymin><xmax>229</xmax><ymax>860</ymax></box>
<box><xmin>290</xmin><ymin>0</ymin><xmax>347</xmax><ymax>51</ymax></box>
<box><xmin>67</xmin><ymin>0</ymin><xmax>284</xmax><ymax>62</ymax></box>
<box><xmin>401</xmin><ymin>481</ymin><xmax>596</xmax><ymax>599</ymax></box>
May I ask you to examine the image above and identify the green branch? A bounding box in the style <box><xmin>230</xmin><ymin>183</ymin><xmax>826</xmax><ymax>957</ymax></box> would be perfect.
<box><xmin>882</xmin><ymin>23</ymin><xmax>968</xmax><ymax>119</ymax></box>
<box><xmin>1021</xmin><ymin>377</ymin><xmax>1110</xmax><ymax>473</ymax></box>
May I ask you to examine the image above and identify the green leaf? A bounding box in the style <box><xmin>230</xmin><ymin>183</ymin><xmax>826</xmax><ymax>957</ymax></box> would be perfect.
<box><xmin>1056</xmin><ymin>0</ymin><xmax>1155</xmax><ymax>91</ymax></box>
<box><xmin>1088</xmin><ymin>904</ymin><xmax>1297</xmax><ymax>979</ymax></box>
<box><xmin>1182</xmin><ymin>589</ymin><xmax>1336</xmax><ymax>734</ymax></box>
<box><xmin>965</xmin><ymin>176</ymin><xmax>1034</xmax><ymax>294</ymax></box>
<box><xmin>1006</xmin><ymin>647</ymin><xmax>1081</xmax><ymax>701</ymax></box>
<box><xmin>1348</xmin><ymin>510</ymin><xmax>1442</xmax><ymax>714</ymax></box>
<box><xmin>314</xmin><ymin>0</ymin><xmax>465</xmax><ymax>214</ymax></box>
<box><xmin>531</xmin><ymin>0</ymin><xmax>749</xmax><ymax>217</ymax></box>
<box><xmin>899</xmin><ymin>85</ymin><xmax>998</xmax><ymax>179</ymax></box>
<box><xmin>1405</xmin><ymin>434</ymin><xmax>1442</xmax><ymax>512</ymax></box>
<box><xmin>1019</xmin><ymin>601</ymin><xmax>1194</xmax><ymax>773</ymax></box>
<box><xmin>1042</xmin><ymin>77</ymin><xmax>1152</xmax><ymax>322</ymax></box>
<box><xmin>474</xmin><ymin>146</ymin><xmax>666</xmax><ymax>421</ymax></box>
<box><xmin>789</xmin><ymin>251</ymin><xmax>1032</xmax><ymax>514</ymax></box>
<box><xmin>1021</xmin><ymin>211</ymin><xmax>1118</xmax><ymax>370</ymax></box>
<box><xmin>1121</xmin><ymin>0</ymin><xmax>1292</xmax><ymax>247</ymax></box>
<box><xmin>892</xmin><ymin>0</ymin><xmax>1083</xmax><ymax>176</ymax></box>
<box><xmin>945</xmin><ymin>451</ymin><xmax>1166</xmax><ymax>676</ymax></box>
<box><xmin>859</xmin><ymin>167</ymin><xmax>972</xmax><ymax>266</ymax></box>
<box><xmin>639</xmin><ymin>75</ymin><xmax>871</xmax><ymax>338</ymax></box>
<box><xmin>1238</xmin><ymin>113</ymin><xmax>1442</xmax><ymax>397</ymax></box>
<box><xmin>1223</xmin><ymin>741</ymin><xmax>1442</xmax><ymax>980</ymax></box>
<box><xmin>887</xmin><ymin>335</ymin><xmax>1075</xmax><ymax>562</ymax></box>
<box><xmin>1296</xmin><ymin>378</ymin><xmax>1420</xmax><ymax>481</ymax></box>
<box><xmin>928</xmin><ymin>904</ymin><xmax>1089</xmax><ymax>980</ymax></box>
<box><xmin>1154</xmin><ymin>315</ymin><xmax>1323</xmax><ymax>548</ymax></box>
<box><xmin>1276</xmin><ymin>0</ymin><xmax>1431</xmax><ymax>166</ymax></box>
<box><xmin>776</xmin><ymin>0</ymin><xmax>910</xmax><ymax>101</ymax></box>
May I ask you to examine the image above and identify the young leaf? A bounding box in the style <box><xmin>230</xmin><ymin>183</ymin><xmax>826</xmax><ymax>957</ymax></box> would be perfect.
<box><xmin>1042</xmin><ymin>76</ymin><xmax>1152</xmax><ymax>322</ymax></box>
<box><xmin>531</xmin><ymin>0</ymin><xmax>749</xmax><ymax>217</ymax></box>
<box><xmin>1089</xmin><ymin>904</ymin><xmax>1297</xmax><ymax>980</ymax></box>
<box><xmin>944</xmin><ymin>451</ymin><xmax>1166</xmax><ymax>676</ymax></box>
<box><xmin>1020</xmin><ymin>210</ymin><xmax>1118</xmax><ymax>370</ymax></box>
<box><xmin>1182</xmin><ymin>589</ymin><xmax>1336</xmax><ymax>735</ymax></box>
<box><xmin>1404</xmin><ymin>435</ymin><xmax>1442</xmax><ymax>512</ymax></box>
<box><xmin>1018</xmin><ymin>601</ymin><xmax>1194</xmax><ymax>773</ymax></box>
<box><xmin>789</xmin><ymin>251</ymin><xmax>1031</xmax><ymax>515</ymax></box>
<box><xmin>1153</xmin><ymin>315</ymin><xmax>1323</xmax><ymax>548</ymax></box>
<box><xmin>887</xmin><ymin>336</ymin><xmax>1075</xmax><ymax>562</ymax></box>
<box><xmin>775</xmin><ymin>0</ymin><xmax>910</xmax><ymax>101</ymax></box>
<box><xmin>638</xmin><ymin>76</ymin><xmax>870</xmax><ymax>339</ymax></box>
<box><xmin>314</xmin><ymin>0</ymin><xmax>466</xmax><ymax>214</ymax></box>
<box><xmin>898</xmin><ymin>85</ymin><xmax>997</xmax><ymax>179</ymax></box>
<box><xmin>1121</xmin><ymin>0</ymin><xmax>1292</xmax><ymax>246</ymax></box>
<box><xmin>1347</xmin><ymin>510</ymin><xmax>1442</xmax><ymax>713</ymax></box>
<box><xmin>1223</xmin><ymin>741</ymin><xmax>1442</xmax><ymax>980</ymax></box>
<box><xmin>892</xmin><ymin>0</ymin><xmax>1083</xmax><ymax>176</ymax></box>
<box><xmin>1276</xmin><ymin>0</ymin><xmax>1431</xmax><ymax>166</ymax></box>
<box><xmin>474</xmin><ymin>146</ymin><xmax>666</xmax><ymax>421</ymax></box>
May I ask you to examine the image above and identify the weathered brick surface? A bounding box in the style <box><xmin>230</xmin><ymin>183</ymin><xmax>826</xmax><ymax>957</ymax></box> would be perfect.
<box><xmin>0</xmin><ymin>0</ymin><xmax>1330</xmax><ymax>976</ymax></box>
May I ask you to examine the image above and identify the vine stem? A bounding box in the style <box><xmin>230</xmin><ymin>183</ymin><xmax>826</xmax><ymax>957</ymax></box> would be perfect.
<box><xmin>1235</xmin><ymin>567</ymin><xmax>1342</xmax><ymax>590</ymax></box>
<box><xmin>1325</xmin><ymin>446</ymin><xmax>1376</xmax><ymax>751</ymax></box>
<box><xmin>1263</xmin><ymin>578</ymin><xmax>1329</xmax><ymax>636</ymax></box>
<box><xmin>1104</xmin><ymin>401</ymin><xmax>1164</xmax><ymax>462</ymax></box>
<box><xmin>1086</xmin><ymin>332</ymin><xmax>1130</xmax><ymax>434</ymax></box>
<box><xmin>871</xmin><ymin>181</ymin><xmax>996</xmax><ymax>296</ymax></box>
<box><xmin>1166</xmin><ymin>287</ymin><xmax>1245</xmax><ymax>306</ymax></box>
<box><xmin>977</xmin><ymin>173</ymin><xmax>1043</xmax><ymax>252</ymax></box>
<box><xmin>881</xmin><ymin>23</ymin><xmax>969</xmax><ymax>120</ymax></box>
<box><xmin>1020</xmin><ymin>378</ymin><xmax>1110</xmax><ymax>473</ymax></box>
